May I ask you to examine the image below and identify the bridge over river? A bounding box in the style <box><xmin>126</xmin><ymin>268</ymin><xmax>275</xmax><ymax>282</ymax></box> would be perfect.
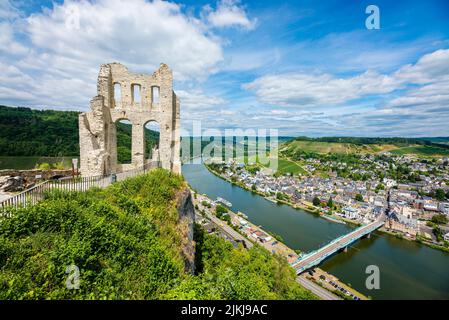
<box><xmin>292</xmin><ymin>218</ymin><xmax>385</xmax><ymax>274</ymax></box>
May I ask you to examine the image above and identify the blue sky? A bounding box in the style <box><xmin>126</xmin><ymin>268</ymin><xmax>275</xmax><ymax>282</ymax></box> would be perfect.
<box><xmin>1</xmin><ymin>0</ymin><xmax>449</xmax><ymax>137</ymax></box>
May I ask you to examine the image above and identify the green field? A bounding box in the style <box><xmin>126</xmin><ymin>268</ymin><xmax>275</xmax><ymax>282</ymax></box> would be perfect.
<box><xmin>275</xmin><ymin>158</ymin><xmax>307</xmax><ymax>175</ymax></box>
<box><xmin>281</xmin><ymin>140</ymin><xmax>398</xmax><ymax>155</ymax></box>
<box><xmin>281</xmin><ymin>139</ymin><xmax>449</xmax><ymax>158</ymax></box>
<box><xmin>390</xmin><ymin>145</ymin><xmax>449</xmax><ymax>157</ymax></box>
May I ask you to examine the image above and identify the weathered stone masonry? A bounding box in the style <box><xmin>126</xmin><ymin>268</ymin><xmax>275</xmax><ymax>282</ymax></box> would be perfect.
<box><xmin>79</xmin><ymin>63</ymin><xmax>181</xmax><ymax>176</ymax></box>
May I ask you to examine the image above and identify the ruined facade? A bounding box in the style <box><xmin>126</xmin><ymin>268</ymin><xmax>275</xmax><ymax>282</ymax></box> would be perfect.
<box><xmin>79</xmin><ymin>63</ymin><xmax>181</xmax><ymax>176</ymax></box>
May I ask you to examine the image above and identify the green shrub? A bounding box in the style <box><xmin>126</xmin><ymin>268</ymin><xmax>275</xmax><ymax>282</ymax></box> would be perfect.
<box><xmin>34</xmin><ymin>162</ymin><xmax>51</xmax><ymax>170</ymax></box>
<box><xmin>164</xmin><ymin>225</ymin><xmax>316</xmax><ymax>300</ymax></box>
<box><xmin>52</xmin><ymin>161</ymin><xmax>66</xmax><ymax>170</ymax></box>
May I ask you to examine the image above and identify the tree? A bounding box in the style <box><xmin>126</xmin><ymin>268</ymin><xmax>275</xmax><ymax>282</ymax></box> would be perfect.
<box><xmin>355</xmin><ymin>194</ymin><xmax>364</xmax><ymax>202</ymax></box>
<box><xmin>435</xmin><ymin>189</ymin><xmax>446</xmax><ymax>201</ymax></box>
<box><xmin>251</xmin><ymin>184</ymin><xmax>257</xmax><ymax>192</ymax></box>
<box><xmin>201</xmin><ymin>200</ymin><xmax>211</xmax><ymax>208</ymax></box>
<box><xmin>327</xmin><ymin>198</ymin><xmax>334</xmax><ymax>208</ymax></box>
<box><xmin>375</xmin><ymin>183</ymin><xmax>385</xmax><ymax>193</ymax></box>
<box><xmin>431</xmin><ymin>214</ymin><xmax>448</xmax><ymax>225</ymax></box>
<box><xmin>312</xmin><ymin>197</ymin><xmax>321</xmax><ymax>206</ymax></box>
<box><xmin>215</xmin><ymin>204</ymin><xmax>228</xmax><ymax>218</ymax></box>
<box><xmin>433</xmin><ymin>226</ymin><xmax>444</xmax><ymax>242</ymax></box>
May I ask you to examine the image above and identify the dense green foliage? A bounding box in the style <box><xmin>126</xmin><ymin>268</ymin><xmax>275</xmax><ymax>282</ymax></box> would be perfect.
<box><xmin>431</xmin><ymin>214</ymin><xmax>448</xmax><ymax>225</ymax></box>
<box><xmin>115</xmin><ymin>122</ymin><xmax>159</xmax><ymax>163</ymax></box>
<box><xmin>0</xmin><ymin>169</ymin><xmax>314</xmax><ymax>300</ymax></box>
<box><xmin>0</xmin><ymin>105</ymin><xmax>80</xmax><ymax>156</ymax></box>
<box><xmin>0</xmin><ymin>106</ymin><xmax>158</xmax><ymax>161</ymax></box>
<box><xmin>168</xmin><ymin>225</ymin><xmax>315</xmax><ymax>300</ymax></box>
<box><xmin>215</xmin><ymin>204</ymin><xmax>229</xmax><ymax>216</ymax></box>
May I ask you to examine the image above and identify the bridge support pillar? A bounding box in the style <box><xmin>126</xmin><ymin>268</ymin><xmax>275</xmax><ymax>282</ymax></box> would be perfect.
<box><xmin>367</xmin><ymin>233</ymin><xmax>371</xmax><ymax>239</ymax></box>
<box><xmin>343</xmin><ymin>246</ymin><xmax>348</xmax><ymax>253</ymax></box>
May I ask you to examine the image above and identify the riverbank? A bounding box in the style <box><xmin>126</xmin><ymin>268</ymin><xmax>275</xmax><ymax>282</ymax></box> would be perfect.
<box><xmin>205</xmin><ymin>164</ymin><xmax>449</xmax><ymax>254</ymax></box>
<box><xmin>192</xmin><ymin>191</ymin><xmax>368</xmax><ymax>300</ymax></box>
<box><xmin>202</xmin><ymin>164</ymin><xmax>368</xmax><ymax>300</ymax></box>
<box><xmin>184</xmin><ymin>163</ymin><xmax>449</xmax><ymax>299</ymax></box>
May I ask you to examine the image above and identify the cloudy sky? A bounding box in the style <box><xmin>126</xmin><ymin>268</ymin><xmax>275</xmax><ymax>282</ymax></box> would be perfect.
<box><xmin>1</xmin><ymin>0</ymin><xmax>449</xmax><ymax>137</ymax></box>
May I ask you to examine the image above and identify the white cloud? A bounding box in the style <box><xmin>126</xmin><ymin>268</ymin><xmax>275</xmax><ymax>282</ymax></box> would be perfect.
<box><xmin>0</xmin><ymin>0</ymin><xmax>224</xmax><ymax>109</ymax></box>
<box><xmin>243</xmin><ymin>70</ymin><xmax>398</xmax><ymax>107</ymax></box>
<box><xmin>240</xmin><ymin>48</ymin><xmax>449</xmax><ymax>136</ymax></box>
<box><xmin>244</xmin><ymin>49</ymin><xmax>449</xmax><ymax>109</ymax></box>
<box><xmin>0</xmin><ymin>0</ymin><xmax>20</xmax><ymax>19</ymax></box>
<box><xmin>26</xmin><ymin>0</ymin><xmax>223</xmax><ymax>80</ymax></box>
<box><xmin>177</xmin><ymin>89</ymin><xmax>226</xmax><ymax>110</ymax></box>
<box><xmin>394</xmin><ymin>49</ymin><xmax>449</xmax><ymax>84</ymax></box>
<box><xmin>204</xmin><ymin>0</ymin><xmax>256</xmax><ymax>30</ymax></box>
<box><xmin>0</xmin><ymin>22</ymin><xmax>28</xmax><ymax>55</ymax></box>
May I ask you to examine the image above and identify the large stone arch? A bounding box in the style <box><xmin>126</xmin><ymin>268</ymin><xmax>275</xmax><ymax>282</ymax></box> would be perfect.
<box><xmin>79</xmin><ymin>63</ymin><xmax>181</xmax><ymax>176</ymax></box>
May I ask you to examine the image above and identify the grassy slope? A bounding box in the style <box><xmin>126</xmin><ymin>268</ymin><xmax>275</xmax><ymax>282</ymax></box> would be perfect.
<box><xmin>274</xmin><ymin>158</ymin><xmax>307</xmax><ymax>175</ymax></box>
<box><xmin>390</xmin><ymin>145</ymin><xmax>449</xmax><ymax>157</ymax></box>
<box><xmin>282</xmin><ymin>140</ymin><xmax>398</xmax><ymax>155</ymax></box>
<box><xmin>281</xmin><ymin>139</ymin><xmax>449</xmax><ymax>158</ymax></box>
<box><xmin>0</xmin><ymin>169</ymin><xmax>315</xmax><ymax>300</ymax></box>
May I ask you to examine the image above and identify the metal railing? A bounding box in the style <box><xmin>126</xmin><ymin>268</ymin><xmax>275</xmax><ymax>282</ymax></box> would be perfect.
<box><xmin>0</xmin><ymin>161</ymin><xmax>160</xmax><ymax>215</ymax></box>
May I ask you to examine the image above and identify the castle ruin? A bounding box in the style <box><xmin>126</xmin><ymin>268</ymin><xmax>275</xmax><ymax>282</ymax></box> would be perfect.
<box><xmin>79</xmin><ymin>63</ymin><xmax>181</xmax><ymax>176</ymax></box>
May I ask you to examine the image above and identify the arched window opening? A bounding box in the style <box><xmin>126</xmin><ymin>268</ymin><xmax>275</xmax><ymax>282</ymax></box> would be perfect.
<box><xmin>132</xmin><ymin>84</ymin><xmax>141</xmax><ymax>104</ymax></box>
<box><xmin>115</xmin><ymin>119</ymin><xmax>132</xmax><ymax>164</ymax></box>
<box><xmin>151</xmin><ymin>86</ymin><xmax>160</xmax><ymax>104</ymax></box>
<box><xmin>144</xmin><ymin>121</ymin><xmax>160</xmax><ymax>163</ymax></box>
<box><xmin>114</xmin><ymin>83</ymin><xmax>121</xmax><ymax>106</ymax></box>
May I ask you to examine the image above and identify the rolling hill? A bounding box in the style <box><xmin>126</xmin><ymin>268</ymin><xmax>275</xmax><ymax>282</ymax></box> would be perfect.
<box><xmin>280</xmin><ymin>137</ymin><xmax>449</xmax><ymax>158</ymax></box>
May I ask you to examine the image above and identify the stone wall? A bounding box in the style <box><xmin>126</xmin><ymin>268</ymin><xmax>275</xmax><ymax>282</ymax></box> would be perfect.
<box><xmin>79</xmin><ymin>63</ymin><xmax>181</xmax><ymax>177</ymax></box>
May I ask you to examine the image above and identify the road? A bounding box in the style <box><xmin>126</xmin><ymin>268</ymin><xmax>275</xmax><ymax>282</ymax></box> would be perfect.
<box><xmin>296</xmin><ymin>276</ymin><xmax>341</xmax><ymax>300</ymax></box>
<box><xmin>194</xmin><ymin>193</ymin><xmax>344</xmax><ymax>300</ymax></box>
<box><xmin>200</xmin><ymin>205</ymin><xmax>339</xmax><ymax>300</ymax></box>
<box><xmin>195</xmin><ymin>197</ymin><xmax>253</xmax><ymax>249</ymax></box>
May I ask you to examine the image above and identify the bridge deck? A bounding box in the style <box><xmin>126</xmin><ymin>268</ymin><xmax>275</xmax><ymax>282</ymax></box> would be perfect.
<box><xmin>292</xmin><ymin>220</ymin><xmax>384</xmax><ymax>274</ymax></box>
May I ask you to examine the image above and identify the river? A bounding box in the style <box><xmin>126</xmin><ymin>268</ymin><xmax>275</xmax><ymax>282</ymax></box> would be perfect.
<box><xmin>182</xmin><ymin>163</ymin><xmax>449</xmax><ymax>300</ymax></box>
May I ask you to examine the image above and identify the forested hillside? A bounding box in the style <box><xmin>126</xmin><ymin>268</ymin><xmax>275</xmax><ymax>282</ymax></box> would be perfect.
<box><xmin>0</xmin><ymin>169</ymin><xmax>315</xmax><ymax>300</ymax></box>
<box><xmin>0</xmin><ymin>106</ymin><xmax>158</xmax><ymax>162</ymax></box>
<box><xmin>0</xmin><ymin>106</ymin><xmax>80</xmax><ymax>156</ymax></box>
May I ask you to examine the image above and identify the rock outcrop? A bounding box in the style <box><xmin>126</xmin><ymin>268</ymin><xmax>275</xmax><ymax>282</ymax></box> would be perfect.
<box><xmin>176</xmin><ymin>188</ymin><xmax>196</xmax><ymax>274</ymax></box>
<box><xmin>0</xmin><ymin>176</ymin><xmax>24</xmax><ymax>192</ymax></box>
